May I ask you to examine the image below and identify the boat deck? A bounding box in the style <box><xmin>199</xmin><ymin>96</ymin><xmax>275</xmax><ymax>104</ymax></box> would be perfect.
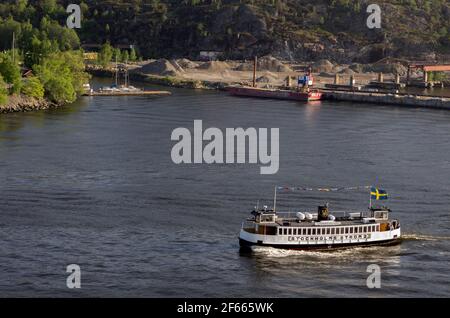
<box><xmin>272</xmin><ymin>217</ymin><xmax>381</xmax><ymax>227</ymax></box>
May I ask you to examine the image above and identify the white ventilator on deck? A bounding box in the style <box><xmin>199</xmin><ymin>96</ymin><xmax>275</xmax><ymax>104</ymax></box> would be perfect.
<box><xmin>296</xmin><ymin>212</ymin><xmax>305</xmax><ymax>220</ymax></box>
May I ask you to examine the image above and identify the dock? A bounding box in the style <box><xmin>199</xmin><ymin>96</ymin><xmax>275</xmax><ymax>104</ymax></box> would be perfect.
<box><xmin>84</xmin><ymin>90</ymin><xmax>171</xmax><ymax>96</ymax></box>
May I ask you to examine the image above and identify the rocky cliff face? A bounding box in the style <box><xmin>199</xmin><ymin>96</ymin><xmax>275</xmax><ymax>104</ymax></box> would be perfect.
<box><xmin>79</xmin><ymin>0</ymin><xmax>450</xmax><ymax>63</ymax></box>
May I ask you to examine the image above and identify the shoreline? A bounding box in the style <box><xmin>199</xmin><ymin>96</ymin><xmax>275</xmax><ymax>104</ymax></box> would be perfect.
<box><xmin>87</xmin><ymin>68</ymin><xmax>226</xmax><ymax>90</ymax></box>
<box><xmin>0</xmin><ymin>95</ymin><xmax>59</xmax><ymax>114</ymax></box>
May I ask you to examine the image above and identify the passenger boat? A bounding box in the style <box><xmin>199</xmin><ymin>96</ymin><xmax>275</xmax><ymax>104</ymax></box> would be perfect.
<box><xmin>239</xmin><ymin>187</ymin><xmax>401</xmax><ymax>251</ymax></box>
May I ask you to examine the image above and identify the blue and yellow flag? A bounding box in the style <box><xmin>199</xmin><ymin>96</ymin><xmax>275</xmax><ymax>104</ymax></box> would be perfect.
<box><xmin>370</xmin><ymin>187</ymin><xmax>388</xmax><ymax>200</ymax></box>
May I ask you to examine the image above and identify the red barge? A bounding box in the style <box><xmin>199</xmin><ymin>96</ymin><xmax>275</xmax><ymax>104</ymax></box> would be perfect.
<box><xmin>227</xmin><ymin>62</ymin><xmax>323</xmax><ymax>102</ymax></box>
<box><xmin>227</xmin><ymin>86</ymin><xmax>323</xmax><ymax>102</ymax></box>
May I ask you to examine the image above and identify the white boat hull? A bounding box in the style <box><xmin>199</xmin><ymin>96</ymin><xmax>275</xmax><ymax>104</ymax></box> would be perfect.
<box><xmin>239</xmin><ymin>227</ymin><xmax>401</xmax><ymax>250</ymax></box>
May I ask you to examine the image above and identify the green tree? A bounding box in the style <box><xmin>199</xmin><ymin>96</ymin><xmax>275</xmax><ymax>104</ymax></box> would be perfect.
<box><xmin>21</xmin><ymin>76</ymin><xmax>45</xmax><ymax>99</ymax></box>
<box><xmin>34</xmin><ymin>50</ymin><xmax>89</xmax><ymax>104</ymax></box>
<box><xmin>112</xmin><ymin>47</ymin><xmax>121</xmax><ymax>62</ymax></box>
<box><xmin>0</xmin><ymin>74</ymin><xmax>8</xmax><ymax>105</ymax></box>
<box><xmin>98</xmin><ymin>42</ymin><xmax>113</xmax><ymax>67</ymax></box>
<box><xmin>129</xmin><ymin>48</ymin><xmax>137</xmax><ymax>62</ymax></box>
<box><xmin>0</xmin><ymin>52</ymin><xmax>22</xmax><ymax>94</ymax></box>
<box><xmin>0</xmin><ymin>17</ymin><xmax>21</xmax><ymax>51</ymax></box>
<box><xmin>122</xmin><ymin>50</ymin><xmax>129</xmax><ymax>62</ymax></box>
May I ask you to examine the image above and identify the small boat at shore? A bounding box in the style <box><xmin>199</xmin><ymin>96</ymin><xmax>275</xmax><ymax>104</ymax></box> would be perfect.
<box><xmin>84</xmin><ymin>59</ymin><xmax>171</xmax><ymax>96</ymax></box>
<box><xmin>239</xmin><ymin>187</ymin><xmax>401</xmax><ymax>251</ymax></box>
<box><xmin>84</xmin><ymin>84</ymin><xmax>171</xmax><ymax>96</ymax></box>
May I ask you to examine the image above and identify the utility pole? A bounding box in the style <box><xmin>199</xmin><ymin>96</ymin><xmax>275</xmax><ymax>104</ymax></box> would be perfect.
<box><xmin>12</xmin><ymin>31</ymin><xmax>15</xmax><ymax>64</ymax></box>
<box><xmin>252</xmin><ymin>56</ymin><xmax>257</xmax><ymax>88</ymax></box>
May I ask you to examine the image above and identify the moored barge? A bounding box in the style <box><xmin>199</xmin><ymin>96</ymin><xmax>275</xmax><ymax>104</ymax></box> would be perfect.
<box><xmin>227</xmin><ymin>86</ymin><xmax>323</xmax><ymax>101</ymax></box>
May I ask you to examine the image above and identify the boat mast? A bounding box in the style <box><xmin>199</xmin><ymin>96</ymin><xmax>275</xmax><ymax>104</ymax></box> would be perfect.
<box><xmin>273</xmin><ymin>186</ymin><xmax>277</xmax><ymax>212</ymax></box>
<box><xmin>115</xmin><ymin>53</ymin><xmax>118</xmax><ymax>86</ymax></box>
<box><xmin>125</xmin><ymin>58</ymin><xmax>129</xmax><ymax>88</ymax></box>
<box><xmin>252</xmin><ymin>56</ymin><xmax>257</xmax><ymax>88</ymax></box>
<box><xmin>12</xmin><ymin>31</ymin><xmax>15</xmax><ymax>64</ymax></box>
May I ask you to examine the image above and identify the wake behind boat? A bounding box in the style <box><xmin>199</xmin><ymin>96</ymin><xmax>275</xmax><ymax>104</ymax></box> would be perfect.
<box><xmin>239</xmin><ymin>186</ymin><xmax>401</xmax><ymax>251</ymax></box>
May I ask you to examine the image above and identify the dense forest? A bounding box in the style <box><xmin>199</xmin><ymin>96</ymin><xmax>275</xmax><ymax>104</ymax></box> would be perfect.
<box><xmin>1</xmin><ymin>0</ymin><xmax>449</xmax><ymax>61</ymax></box>
<box><xmin>1</xmin><ymin>0</ymin><xmax>449</xmax><ymax>105</ymax></box>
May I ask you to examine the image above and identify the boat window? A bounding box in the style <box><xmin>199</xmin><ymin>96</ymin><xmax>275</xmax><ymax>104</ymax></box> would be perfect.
<box><xmin>283</xmin><ymin>228</ymin><xmax>287</xmax><ymax>235</ymax></box>
<box><xmin>336</xmin><ymin>228</ymin><xmax>340</xmax><ymax>234</ymax></box>
<box><xmin>327</xmin><ymin>228</ymin><xmax>330</xmax><ymax>235</ymax></box>
<box><xmin>288</xmin><ymin>228</ymin><xmax>292</xmax><ymax>235</ymax></box>
<box><xmin>345</xmin><ymin>227</ymin><xmax>349</xmax><ymax>234</ymax></box>
<box><xmin>278</xmin><ymin>228</ymin><xmax>282</xmax><ymax>235</ymax></box>
<box><xmin>364</xmin><ymin>226</ymin><xmax>367</xmax><ymax>232</ymax></box>
<box><xmin>331</xmin><ymin>228</ymin><xmax>335</xmax><ymax>235</ymax></box>
<box><xmin>293</xmin><ymin>228</ymin><xmax>297</xmax><ymax>235</ymax></box>
<box><xmin>312</xmin><ymin>229</ymin><xmax>316</xmax><ymax>235</ymax></box>
<box><xmin>350</xmin><ymin>227</ymin><xmax>353</xmax><ymax>234</ymax></box>
<box><xmin>308</xmin><ymin>229</ymin><xmax>311</xmax><ymax>235</ymax></box>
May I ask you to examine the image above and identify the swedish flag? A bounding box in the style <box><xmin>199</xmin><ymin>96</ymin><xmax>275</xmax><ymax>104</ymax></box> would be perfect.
<box><xmin>371</xmin><ymin>187</ymin><xmax>388</xmax><ymax>200</ymax></box>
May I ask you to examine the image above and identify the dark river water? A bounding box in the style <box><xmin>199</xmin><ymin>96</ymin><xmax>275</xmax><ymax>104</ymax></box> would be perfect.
<box><xmin>0</xmin><ymin>79</ymin><xmax>449</xmax><ymax>297</ymax></box>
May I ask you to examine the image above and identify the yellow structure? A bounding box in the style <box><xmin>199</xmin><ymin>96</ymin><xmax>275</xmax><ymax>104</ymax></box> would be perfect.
<box><xmin>83</xmin><ymin>52</ymin><xmax>98</xmax><ymax>61</ymax></box>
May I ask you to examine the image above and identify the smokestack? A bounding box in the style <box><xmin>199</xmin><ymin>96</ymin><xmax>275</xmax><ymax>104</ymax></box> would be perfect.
<box><xmin>253</xmin><ymin>56</ymin><xmax>257</xmax><ymax>88</ymax></box>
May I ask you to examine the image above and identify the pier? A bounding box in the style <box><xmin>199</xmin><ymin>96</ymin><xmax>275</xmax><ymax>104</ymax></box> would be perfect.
<box><xmin>323</xmin><ymin>90</ymin><xmax>450</xmax><ymax>110</ymax></box>
<box><xmin>84</xmin><ymin>90</ymin><xmax>171</xmax><ymax>96</ymax></box>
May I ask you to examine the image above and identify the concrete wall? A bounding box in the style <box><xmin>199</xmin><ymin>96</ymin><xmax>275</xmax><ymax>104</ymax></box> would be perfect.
<box><xmin>324</xmin><ymin>91</ymin><xmax>450</xmax><ymax>110</ymax></box>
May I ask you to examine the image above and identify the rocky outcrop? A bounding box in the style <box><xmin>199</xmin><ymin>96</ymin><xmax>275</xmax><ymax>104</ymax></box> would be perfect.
<box><xmin>0</xmin><ymin>95</ymin><xmax>55</xmax><ymax>114</ymax></box>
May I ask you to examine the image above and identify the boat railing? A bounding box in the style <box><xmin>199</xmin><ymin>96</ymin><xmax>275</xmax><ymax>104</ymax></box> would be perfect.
<box><xmin>274</xmin><ymin>210</ymin><xmax>369</xmax><ymax>219</ymax></box>
<box><xmin>241</xmin><ymin>220</ymin><xmax>256</xmax><ymax>230</ymax></box>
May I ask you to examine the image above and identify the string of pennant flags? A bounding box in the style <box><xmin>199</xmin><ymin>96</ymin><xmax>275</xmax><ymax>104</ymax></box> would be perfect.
<box><xmin>276</xmin><ymin>185</ymin><xmax>371</xmax><ymax>192</ymax></box>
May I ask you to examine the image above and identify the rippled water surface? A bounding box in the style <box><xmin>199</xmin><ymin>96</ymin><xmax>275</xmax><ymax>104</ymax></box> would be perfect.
<box><xmin>0</xmin><ymin>81</ymin><xmax>449</xmax><ymax>297</ymax></box>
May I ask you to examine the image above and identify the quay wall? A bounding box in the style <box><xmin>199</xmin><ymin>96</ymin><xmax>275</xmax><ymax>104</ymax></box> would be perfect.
<box><xmin>324</xmin><ymin>91</ymin><xmax>450</xmax><ymax>110</ymax></box>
